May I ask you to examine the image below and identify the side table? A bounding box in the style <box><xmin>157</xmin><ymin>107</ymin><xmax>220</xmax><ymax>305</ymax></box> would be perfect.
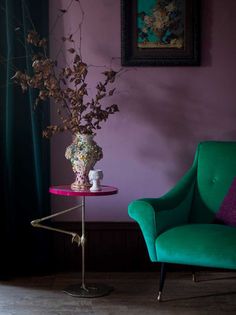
<box><xmin>31</xmin><ymin>185</ymin><xmax>118</xmax><ymax>298</ymax></box>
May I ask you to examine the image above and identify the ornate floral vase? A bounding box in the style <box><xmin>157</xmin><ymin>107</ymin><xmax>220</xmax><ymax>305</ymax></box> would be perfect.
<box><xmin>65</xmin><ymin>133</ymin><xmax>103</xmax><ymax>191</ymax></box>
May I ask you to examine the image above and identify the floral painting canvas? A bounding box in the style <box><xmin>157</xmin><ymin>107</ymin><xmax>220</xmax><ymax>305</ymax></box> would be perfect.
<box><xmin>137</xmin><ymin>0</ymin><xmax>185</xmax><ymax>49</ymax></box>
<box><xmin>121</xmin><ymin>0</ymin><xmax>200</xmax><ymax>66</ymax></box>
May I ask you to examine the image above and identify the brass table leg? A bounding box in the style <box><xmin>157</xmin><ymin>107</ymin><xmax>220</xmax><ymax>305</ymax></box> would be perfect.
<box><xmin>63</xmin><ymin>196</ymin><xmax>113</xmax><ymax>298</ymax></box>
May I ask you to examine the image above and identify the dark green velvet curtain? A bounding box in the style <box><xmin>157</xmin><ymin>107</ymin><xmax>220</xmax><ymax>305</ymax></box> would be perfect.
<box><xmin>0</xmin><ymin>0</ymin><xmax>51</xmax><ymax>277</ymax></box>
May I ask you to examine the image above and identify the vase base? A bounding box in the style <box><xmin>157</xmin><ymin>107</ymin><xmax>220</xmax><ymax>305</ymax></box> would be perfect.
<box><xmin>71</xmin><ymin>182</ymin><xmax>91</xmax><ymax>191</ymax></box>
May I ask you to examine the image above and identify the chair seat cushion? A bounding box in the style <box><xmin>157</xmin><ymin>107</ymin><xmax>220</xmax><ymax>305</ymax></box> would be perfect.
<box><xmin>156</xmin><ymin>224</ymin><xmax>236</xmax><ymax>270</ymax></box>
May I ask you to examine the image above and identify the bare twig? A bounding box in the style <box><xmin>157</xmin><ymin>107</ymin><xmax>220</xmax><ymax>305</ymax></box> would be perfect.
<box><xmin>76</xmin><ymin>0</ymin><xmax>85</xmax><ymax>59</ymax></box>
<box><xmin>49</xmin><ymin>0</ymin><xmax>74</xmax><ymax>35</ymax></box>
<box><xmin>3</xmin><ymin>0</ymin><xmax>123</xmax><ymax>138</ymax></box>
<box><xmin>21</xmin><ymin>0</ymin><xmax>36</xmax><ymax>31</ymax></box>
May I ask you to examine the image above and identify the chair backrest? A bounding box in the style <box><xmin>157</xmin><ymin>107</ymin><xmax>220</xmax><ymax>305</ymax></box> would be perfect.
<box><xmin>190</xmin><ymin>141</ymin><xmax>236</xmax><ymax>223</ymax></box>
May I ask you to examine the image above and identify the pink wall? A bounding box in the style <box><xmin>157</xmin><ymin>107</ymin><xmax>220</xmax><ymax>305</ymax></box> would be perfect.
<box><xmin>49</xmin><ymin>0</ymin><xmax>236</xmax><ymax>221</ymax></box>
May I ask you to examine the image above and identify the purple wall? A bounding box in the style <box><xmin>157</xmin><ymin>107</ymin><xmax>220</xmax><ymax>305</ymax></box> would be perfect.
<box><xmin>49</xmin><ymin>0</ymin><xmax>236</xmax><ymax>221</ymax></box>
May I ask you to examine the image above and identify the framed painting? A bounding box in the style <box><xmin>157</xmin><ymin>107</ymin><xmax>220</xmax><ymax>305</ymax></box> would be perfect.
<box><xmin>121</xmin><ymin>0</ymin><xmax>200</xmax><ymax>66</ymax></box>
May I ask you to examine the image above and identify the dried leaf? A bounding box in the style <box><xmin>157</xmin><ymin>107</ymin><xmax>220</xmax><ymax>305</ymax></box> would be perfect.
<box><xmin>12</xmin><ymin>28</ymin><xmax>120</xmax><ymax>139</ymax></box>
<box><xmin>109</xmin><ymin>88</ymin><xmax>115</xmax><ymax>96</ymax></box>
<box><xmin>96</xmin><ymin>93</ymin><xmax>106</xmax><ymax>101</ymax></box>
<box><xmin>96</xmin><ymin>82</ymin><xmax>106</xmax><ymax>92</ymax></box>
<box><xmin>68</xmin><ymin>34</ymin><xmax>74</xmax><ymax>42</ymax></box>
<box><xmin>68</xmin><ymin>48</ymin><xmax>75</xmax><ymax>54</ymax></box>
<box><xmin>103</xmin><ymin>70</ymin><xmax>117</xmax><ymax>83</ymax></box>
<box><xmin>74</xmin><ymin>54</ymin><xmax>81</xmax><ymax>63</ymax></box>
<box><xmin>38</xmin><ymin>38</ymin><xmax>47</xmax><ymax>47</ymax></box>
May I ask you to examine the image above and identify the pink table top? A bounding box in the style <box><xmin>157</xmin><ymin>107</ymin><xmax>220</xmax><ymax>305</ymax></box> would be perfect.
<box><xmin>49</xmin><ymin>185</ymin><xmax>118</xmax><ymax>197</ymax></box>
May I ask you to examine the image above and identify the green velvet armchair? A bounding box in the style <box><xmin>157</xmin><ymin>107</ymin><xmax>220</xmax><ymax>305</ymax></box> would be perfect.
<box><xmin>128</xmin><ymin>141</ymin><xmax>236</xmax><ymax>301</ymax></box>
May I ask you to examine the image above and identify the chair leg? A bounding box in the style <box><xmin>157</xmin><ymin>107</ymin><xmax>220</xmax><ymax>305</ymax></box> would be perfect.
<box><xmin>157</xmin><ymin>263</ymin><xmax>167</xmax><ymax>302</ymax></box>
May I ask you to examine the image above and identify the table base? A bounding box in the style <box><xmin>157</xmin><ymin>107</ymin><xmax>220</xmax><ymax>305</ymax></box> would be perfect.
<box><xmin>63</xmin><ymin>283</ymin><xmax>113</xmax><ymax>298</ymax></box>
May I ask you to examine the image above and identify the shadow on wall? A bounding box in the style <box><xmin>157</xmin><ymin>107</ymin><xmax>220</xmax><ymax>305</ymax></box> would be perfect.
<box><xmin>121</xmin><ymin>73</ymin><xmax>236</xmax><ymax>184</ymax></box>
<box><xmin>201</xmin><ymin>0</ymin><xmax>213</xmax><ymax>67</ymax></box>
<box><xmin>127</xmin><ymin>81</ymin><xmax>201</xmax><ymax>182</ymax></box>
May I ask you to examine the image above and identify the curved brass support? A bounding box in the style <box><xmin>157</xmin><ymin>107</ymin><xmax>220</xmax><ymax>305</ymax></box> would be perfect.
<box><xmin>31</xmin><ymin>204</ymin><xmax>82</xmax><ymax>246</ymax></box>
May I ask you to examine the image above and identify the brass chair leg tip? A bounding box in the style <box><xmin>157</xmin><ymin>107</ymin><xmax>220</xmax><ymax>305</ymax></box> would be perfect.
<box><xmin>157</xmin><ymin>291</ymin><xmax>162</xmax><ymax>302</ymax></box>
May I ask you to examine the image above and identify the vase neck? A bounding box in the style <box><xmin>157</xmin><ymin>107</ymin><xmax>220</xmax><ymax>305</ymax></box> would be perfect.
<box><xmin>75</xmin><ymin>133</ymin><xmax>94</xmax><ymax>143</ymax></box>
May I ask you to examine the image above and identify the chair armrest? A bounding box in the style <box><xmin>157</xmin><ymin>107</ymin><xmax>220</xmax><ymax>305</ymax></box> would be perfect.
<box><xmin>128</xmin><ymin>184</ymin><xmax>194</xmax><ymax>262</ymax></box>
<box><xmin>128</xmin><ymin>157</ymin><xmax>198</xmax><ymax>262</ymax></box>
<box><xmin>128</xmin><ymin>200</ymin><xmax>158</xmax><ymax>261</ymax></box>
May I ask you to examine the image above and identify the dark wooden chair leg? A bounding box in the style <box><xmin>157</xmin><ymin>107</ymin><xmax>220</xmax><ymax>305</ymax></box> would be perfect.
<box><xmin>158</xmin><ymin>262</ymin><xmax>167</xmax><ymax>302</ymax></box>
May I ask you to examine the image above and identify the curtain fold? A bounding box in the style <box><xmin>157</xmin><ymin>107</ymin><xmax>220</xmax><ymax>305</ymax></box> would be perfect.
<box><xmin>0</xmin><ymin>0</ymin><xmax>51</xmax><ymax>277</ymax></box>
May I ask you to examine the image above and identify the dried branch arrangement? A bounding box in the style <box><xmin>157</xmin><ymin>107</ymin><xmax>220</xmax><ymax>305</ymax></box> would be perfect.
<box><xmin>11</xmin><ymin>0</ymin><xmax>120</xmax><ymax>138</ymax></box>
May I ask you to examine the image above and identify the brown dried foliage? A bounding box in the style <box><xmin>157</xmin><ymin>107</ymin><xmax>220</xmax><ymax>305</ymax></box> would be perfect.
<box><xmin>12</xmin><ymin>30</ymin><xmax>119</xmax><ymax>138</ymax></box>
